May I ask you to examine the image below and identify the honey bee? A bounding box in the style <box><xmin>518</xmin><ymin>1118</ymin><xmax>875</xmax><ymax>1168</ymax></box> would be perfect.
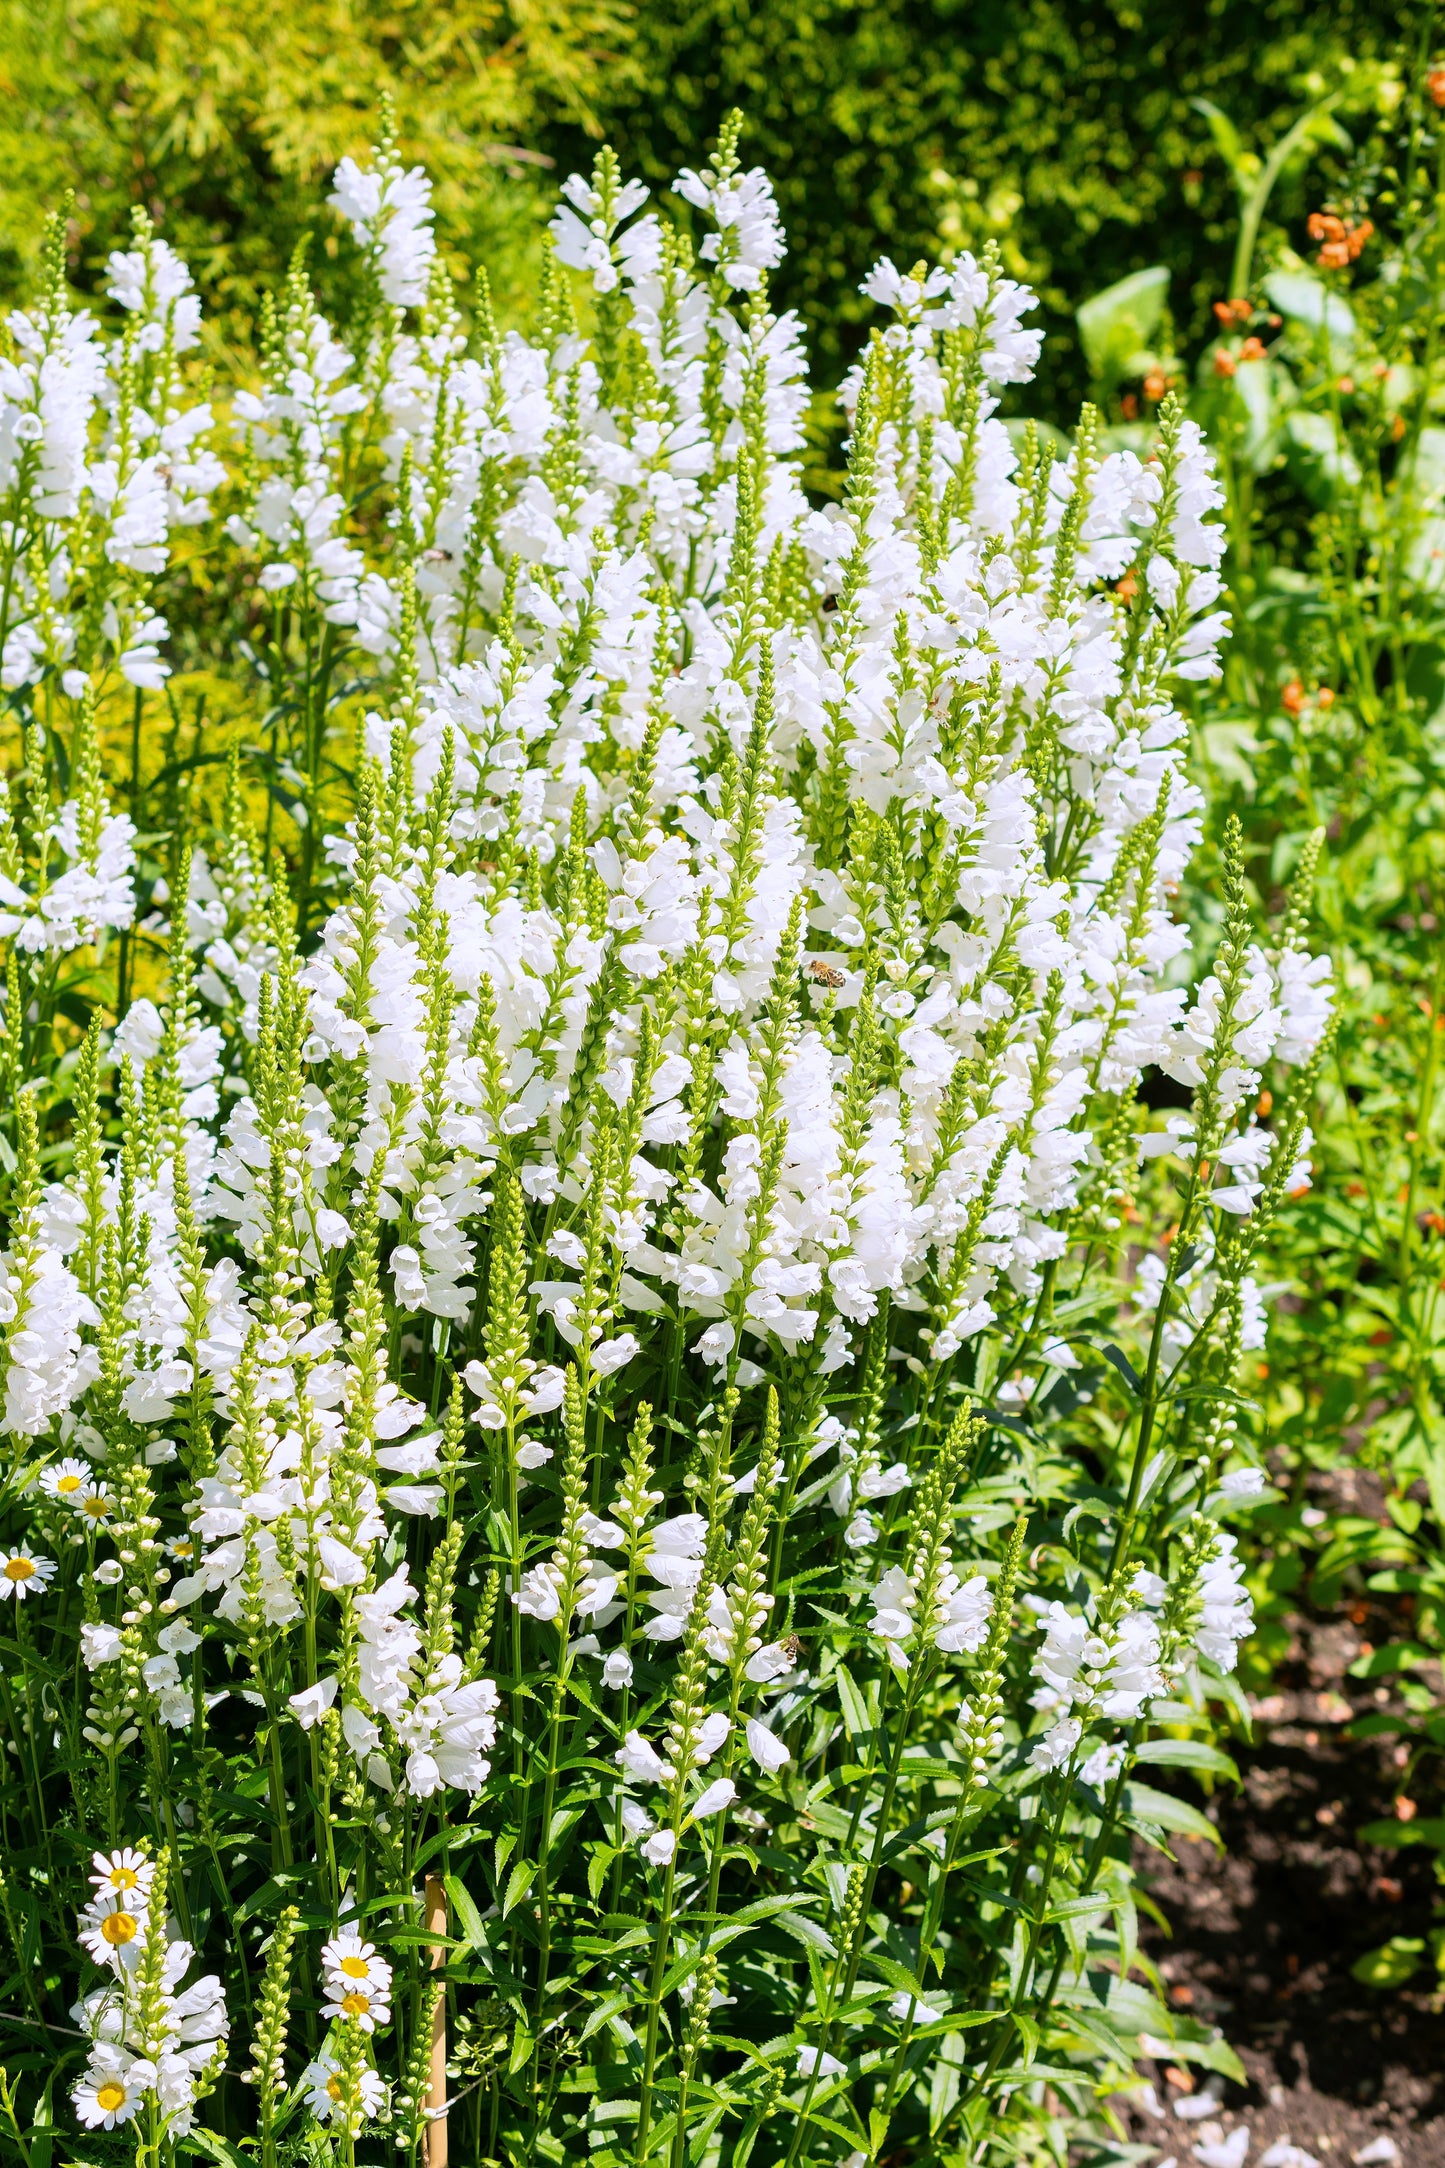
<box><xmin>808</xmin><ymin>960</ymin><xmax>846</xmax><ymax>988</ymax></box>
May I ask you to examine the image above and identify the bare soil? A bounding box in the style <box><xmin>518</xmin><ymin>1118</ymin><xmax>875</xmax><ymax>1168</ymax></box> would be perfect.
<box><xmin>1127</xmin><ymin>1543</ymin><xmax>1445</xmax><ymax>2168</ymax></box>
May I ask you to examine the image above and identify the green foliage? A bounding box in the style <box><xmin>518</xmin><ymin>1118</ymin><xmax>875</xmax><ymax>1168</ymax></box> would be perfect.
<box><xmin>0</xmin><ymin>0</ymin><xmax>1424</xmax><ymax>393</ymax></box>
<box><xmin>1171</xmin><ymin>59</ymin><xmax>1445</xmax><ymax>1957</ymax></box>
<box><xmin>546</xmin><ymin>0</ymin><xmax>1416</xmax><ymax>396</ymax></box>
<box><xmin>0</xmin><ymin>0</ymin><xmax>640</xmax><ymax>337</ymax></box>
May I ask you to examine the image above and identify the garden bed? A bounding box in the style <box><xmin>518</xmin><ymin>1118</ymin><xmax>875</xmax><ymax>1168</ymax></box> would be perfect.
<box><xmin>1134</xmin><ymin>1564</ymin><xmax>1445</xmax><ymax>2165</ymax></box>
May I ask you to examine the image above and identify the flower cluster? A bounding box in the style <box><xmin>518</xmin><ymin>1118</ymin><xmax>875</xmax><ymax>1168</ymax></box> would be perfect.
<box><xmin>71</xmin><ymin>1851</ymin><xmax>227</xmax><ymax>2137</ymax></box>
<box><xmin>0</xmin><ymin>118</ymin><xmax>1332</xmax><ymax>2168</ymax></box>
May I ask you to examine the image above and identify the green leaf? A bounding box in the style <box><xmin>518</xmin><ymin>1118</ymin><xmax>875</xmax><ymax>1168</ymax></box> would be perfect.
<box><xmin>176</xmin><ymin>2135</ymin><xmax>251</xmax><ymax>2168</ymax></box>
<box><xmin>1281</xmin><ymin>410</ymin><xmax>1362</xmax><ymax>507</ymax></box>
<box><xmin>1350</xmin><ymin>1937</ymin><xmax>1424</xmax><ymax>1989</ymax></box>
<box><xmin>1134</xmin><ymin>1738</ymin><xmax>1239</xmax><ymax>1783</ymax></box>
<box><xmin>1077</xmin><ymin>267</ymin><xmax>1170</xmax><ymax>385</ymax></box>
<box><xmin>443</xmin><ymin>1873</ymin><xmax>488</xmax><ymax>1952</ymax></box>
<box><xmin>502</xmin><ymin>1860</ymin><xmax>537</xmax><ymax>1918</ymax></box>
<box><xmin>1121</xmin><ymin>1783</ymin><xmax>1223</xmax><ymax>1848</ymax></box>
<box><xmin>1230</xmin><ymin>357</ymin><xmax>1277</xmax><ymax>475</ymax></box>
<box><xmin>772</xmin><ymin>1910</ymin><xmax>837</xmax><ymax>1955</ymax></box>
<box><xmin>1044</xmin><ymin>1892</ymin><xmax>1110</xmax><ymax>1925</ymax></box>
<box><xmin>1357</xmin><ymin>1816</ymin><xmax>1445</xmax><ymax>1850</ymax></box>
<box><xmin>834</xmin><ymin>1664</ymin><xmax>872</xmax><ymax>1739</ymax></box>
<box><xmin>1099</xmin><ymin>1342</ymin><xmax>1143</xmax><ymax>1396</ymax></box>
<box><xmin>1191</xmin><ymin>97</ymin><xmax>1250</xmax><ymax>186</ymax></box>
<box><xmin>1264</xmin><ymin>269</ymin><xmax>1356</xmax><ymax>351</ymax></box>
<box><xmin>577</xmin><ymin>1990</ymin><xmax>635</xmax><ymax>2044</ymax></box>
<box><xmin>1171</xmin><ymin>2034</ymin><xmax>1248</xmax><ymax>2083</ymax></box>
<box><xmin>1347</xmin><ymin>1641</ymin><xmax>1434</xmax><ymax>1680</ymax></box>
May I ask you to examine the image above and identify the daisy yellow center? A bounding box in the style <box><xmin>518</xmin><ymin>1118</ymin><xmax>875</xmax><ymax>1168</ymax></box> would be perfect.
<box><xmin>83</xmin><ymin>1497</ymin><xmax>110</xmax><ymax>1518</ymax></box>
<box><xmin>108</xmin><ymin>1867</ymin><xmax>140</xmax><ymax>1890</ymax></box>
<box><xmin>339</xmin><ymin>1954</ymin><xmax>369</xmax><ymax>1978</ymax></box>
<box><xmin>327</xmin><ymin>2076</ymin><xmax>344</xmax><ymax>2102</ymax></box>
<box><xmin>340</xmin><ymin>1992</ymin><xmax>370</xmax><ymax>2016</ymax></box>
<box><xmin>95</xmin><ymin>2082</ymin><xmax>127</xmax><ymax>2113</ymax></box>
<box><xmin>4</xmin><ymin>1558</ymin><xmax>34</xmax><ymax>1582</ymax></box>
<box><xmin>56</xmin><ymin>1474</ymin><xmax>82</xmax><ymax>1494</ymax></box>
<box><xmin>100</xmin><ymin>1910</ymin><xmax>138</xmax><ymax>1945</ymax></box>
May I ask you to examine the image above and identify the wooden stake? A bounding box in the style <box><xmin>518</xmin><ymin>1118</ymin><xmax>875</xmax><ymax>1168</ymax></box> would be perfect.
<box><xmin>424</xmin><ymin>1874</ymin><xmax>448</xmax><ymax>2168</ymax></box>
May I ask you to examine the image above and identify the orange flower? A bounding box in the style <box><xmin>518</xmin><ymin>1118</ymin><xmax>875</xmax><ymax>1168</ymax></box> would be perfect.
<box><xmin>1281</xmin><ymin>679</ymin><xmax>1306</xmax><ymax>716</ymax></box>
<box><xmin>1120</xmin><ymin>390</ymin><xmax>1140</xmax><ymax>419</ymax></box>
<box><xmin>1238</xmin><ymin>336</ymin><xmax>1267</xmax><ymax>363</ymax></box>
<box><xmin>1212</xmin><ymin>296</ymin><xmax>1252</xmax><ymax>327</ymax></box>
<box><xmin>1430</xmin><ymin>64</ymin><xmax>1445</xmax><ymax>108</ymax></box>
<box><xmin>1213</xmin><ymin>349</ymin><xmax>1238</xmax><ymax>379</ymax></box>
<box><xmin>1143</xmin><ymin>369</ymin><xmax>1168</xmax><ymax>401</ymax></box>
<box><xmin>1316</xmin><ymin>687</ymin><xmax>1335</xmax><ymax>709</ymax></box>
<box><xmin>1309</xmin><ymin>211</ymin><xmax>1373</xmax><ymax>270</ymax></box>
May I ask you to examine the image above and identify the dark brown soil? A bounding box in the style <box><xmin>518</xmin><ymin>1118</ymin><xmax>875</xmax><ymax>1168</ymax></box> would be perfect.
<box><xmin>1127</xmin><ymin>1572</ymin><xmax>1445</xmax><ymax>2168</ymax></box>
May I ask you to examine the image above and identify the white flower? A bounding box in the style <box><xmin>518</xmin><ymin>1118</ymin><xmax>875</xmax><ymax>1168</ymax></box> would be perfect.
<box><xmin>691</xmin><ymin>1778</ymin><xmax>736</xmax><ymax>1818</ymax></box>
<box><xmin>90</xmin><ymin>1850</ymin><xmax>155</xmax><ymax>1903</ymax></box>
<box><xmin>887</xmin><ymin>1990</ymin><xmax>944</xmax><ymax>2024</ymax></box>
<box><xmin>615</xmin><ymin>1730</ymin><xmax>670</xmax><ymax>1784</ymax></box>
<box><xmin>313</xmin><ymin>1927</ymin><xmax>395</xmax><ymax>2037</ymax></box>
<box><xmin>290</xmin><ymin>1678</ymin><xmax>339</xmax><ymax>1728</ymax></box>
<box><xmin>1220</xmin><ymin>1466</ymin><xmax>1265</xmax><ymax>1500</ymax></box>
<box><xmin>1029</xmin><ymin>1717</ymin><xmax>1082</xmax><ymax>1773</ymax></box>
<box><xmin>39</xmin><ymin>1454</ymin><xmax>91</xmax><ymax>1503</ymax></box>
<box><xmin>673</xmin><ymin>163</ymin><xmax>786</xmax><ymax>292</ymax></box>
<box><xmin>643</xmin><ymin>1829</ymin><xmax>677</xmax><ymax>1867</ymax></box>
<box><xmin>1081</xmin><ymin>1742</ymin><xmax>1124</xmax><ymax>1790</ymax></box>
<box><xmin>329</xmin><ymin>153</ymin><xmax>436</xmax><ymax>308</ymax></box>
<box><xmin>868</xmin><ymin>1565</ymin><xmax>916</xmax><ymax>1651</ymax></box>
<box><xmin>796</xmin><ymin>2045</ymin><xmax>846</xmax><ymax>2079</ymax></box>
<box><xmin>302</xmin><ymin>2049</ymin><xmax>388</xmax><ymax>2123</ymax></box>
<box><xmin>1195</xmin><ymin>1533</ymin><xmax>1253</xmax><ymax>1671</ymax></box>
<box><xmin>745</xmin><ymin>1718</ymin><xmax>790</xmax><ymax>1773</ymax></box>
<box><xmin>81</xmin><ymin>1622</ymin><xmax>124</xmax><ymax>1668</ymax></box>
<box><xmin>0</xmin><ymin>1544</ymin><xmax>55</xmax><ymax>1599</ymax></box>
<box><xmin>746</xmin><ymin>1641</ymin><xmax>797</xmax><ymax>1684</ymax></box>
<box><xmin>691</xmin><ymin>1711</ymin><xmax>731</xmax><ymax>1764</ymax></box>
<box><xmin>932</xmin><ymin>1570</ymin><xmax>992</xmax><ymax>1655</ymax></box>
<box><xmin>73</xmin><ymin>2049</ymin><xmax>153</xmax><ymax>2130</ymax></box>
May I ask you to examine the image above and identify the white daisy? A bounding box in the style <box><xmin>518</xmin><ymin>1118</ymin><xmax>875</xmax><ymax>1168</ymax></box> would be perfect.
<box><xmin>38</xmin><ymin>1455</ymin><xmax>91</xmax><ymax>1503</ymax></box>
<box><xmin>89</xmin><ymin>1848</ymin><xmax>155</xmax><ymax>1902</ymax></box>
<box><xmin>0</xmin><ymin>1545</ymin><xmax>55</xmax><ymax>1599</ymax></box>
<box><xmin>73</xmin><ymin>2049</ymin><xmax>153</xmax><ymax>2129</ymax></box>
<box><xmin>319</xmin><ymin>1932</ymin><xmax>392</xmax><ymax>1999</ymax></box>
<box><xmin>301</xmin><ymin>2050</ymin><xmax>387</xmax><ymax>2122</ymax></box>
